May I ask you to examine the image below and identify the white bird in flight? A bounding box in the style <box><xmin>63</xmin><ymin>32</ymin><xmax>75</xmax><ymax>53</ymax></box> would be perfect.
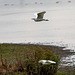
<box><xmin>32</xmin><ymin>11</ymin><xmax>49</xmax><ymax>22</ymax></box>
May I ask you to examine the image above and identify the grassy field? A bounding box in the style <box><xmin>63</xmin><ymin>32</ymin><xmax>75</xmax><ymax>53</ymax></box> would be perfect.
<box><xmin>0</xmin><ymin>43</ymin><xmax>74</xmax><ymax>75</ymax></box>
<box><xmin>0</xmin><ymin>44</ymin><xmax>60</xmax><ymax>63</ymax></box>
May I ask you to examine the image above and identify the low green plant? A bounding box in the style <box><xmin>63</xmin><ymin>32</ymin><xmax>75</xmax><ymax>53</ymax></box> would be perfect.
<box><xmin>0</xmin><ymin>44</ymin><xmax>60</xmax><ymax>75</ymax></box>
<box><xmin>57</xmin><ymin>72</ymin><xmax>68</xmax><ymax>75</ymax></box>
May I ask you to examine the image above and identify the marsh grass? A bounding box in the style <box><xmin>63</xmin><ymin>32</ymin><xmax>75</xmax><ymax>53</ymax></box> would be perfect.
<box><xmin>0</xmin><ymin>43</ymin><xmax>69</xmax><ymax>75</ymax></box>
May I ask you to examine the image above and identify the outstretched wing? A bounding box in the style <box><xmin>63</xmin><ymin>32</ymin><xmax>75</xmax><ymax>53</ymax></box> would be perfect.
<box><xmin>37</xmin><ymin>11</ymin><xmax>46</xmax><ymax>19</ymax></box>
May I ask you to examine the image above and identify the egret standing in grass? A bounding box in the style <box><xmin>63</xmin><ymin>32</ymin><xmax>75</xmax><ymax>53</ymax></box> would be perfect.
<box><xmin>32</xmin><ymin>11</ymin><xmax>49</xmax><ymax>22</ymax></box>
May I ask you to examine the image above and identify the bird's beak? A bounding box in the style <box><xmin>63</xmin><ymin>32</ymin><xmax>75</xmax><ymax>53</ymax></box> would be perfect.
<box><xmin>32</xmin><ymin>18</ymin><xmax>34</xmax><ymax>20</ymax></box>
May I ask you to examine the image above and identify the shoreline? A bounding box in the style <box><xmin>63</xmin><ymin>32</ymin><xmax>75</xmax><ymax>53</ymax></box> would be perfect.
<box><xmin>0</xmin><ymin>43</ymin><xmax>75</xmax><ymax>62</ymax></box>
<box><xmin>0</xmin><ymin>42</ymin><xmax>75</xmax><ymax>57</ymax></box>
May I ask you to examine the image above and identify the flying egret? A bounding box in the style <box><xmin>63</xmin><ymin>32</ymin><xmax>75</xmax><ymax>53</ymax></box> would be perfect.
<box><xmin>38</xmin><ymin>60</ymin><xmax>56</xmax><ymax>65</ymax></box>
<box><xmin>32</xmin><ymin>11</ymin><xmax>49</xmax><ymax>22</ymax></box>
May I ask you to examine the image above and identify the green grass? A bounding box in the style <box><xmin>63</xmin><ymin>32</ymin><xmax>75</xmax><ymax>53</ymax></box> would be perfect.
<box><xmin>0</xmin><ymin>44</ymin><xmax>60</xmax><ymax>64</ymax></box>
<box><xmin>0</xmin><ymin>43</ymin><xmax>73</xmax><ymax>75</ymax></box>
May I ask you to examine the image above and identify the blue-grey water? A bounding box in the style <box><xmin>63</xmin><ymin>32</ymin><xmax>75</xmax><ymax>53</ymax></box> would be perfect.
<box><xmin>0</xmin><ymin>0</ymin><xmax>75</xmax><ymax>66</ymax></box>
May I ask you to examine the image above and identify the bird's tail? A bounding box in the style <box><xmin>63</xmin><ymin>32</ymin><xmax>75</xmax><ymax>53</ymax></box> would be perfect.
<box><xmin>45</xmin><ymin>19</ymin><xmax>49</xmax><ymax>21</ymax></box>
<box><xmin>43</xmin><ymin>19</ymin><xmax>49</xmax><ymax>21</ymax></box>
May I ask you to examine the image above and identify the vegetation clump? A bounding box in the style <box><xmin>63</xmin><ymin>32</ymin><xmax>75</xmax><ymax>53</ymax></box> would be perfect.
<box><xmin>0</xmin><ymin>43</ymin><xmax>63</xmax><ymax>75</ymax></box>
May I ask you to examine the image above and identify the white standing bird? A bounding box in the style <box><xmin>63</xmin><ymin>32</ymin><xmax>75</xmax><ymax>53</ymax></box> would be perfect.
<box><xmin>32</xmin><ymin>11</ymin><xmax>49</xmax><ymax>22</ymax></box>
